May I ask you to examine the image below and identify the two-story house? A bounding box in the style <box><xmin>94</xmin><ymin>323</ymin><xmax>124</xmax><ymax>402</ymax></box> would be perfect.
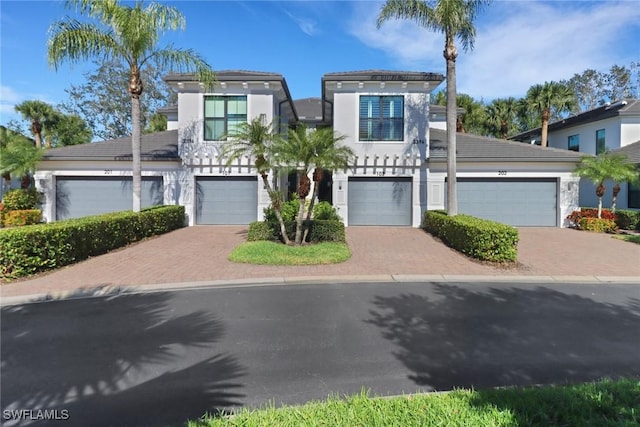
<box><xmin>34</xmin><ymin>69</ymin><xmax>586</xmax><ymax>228</ymax></box>
<box><xmin>511</xmin><ymin>99</ymin><xmax>640</xmax><ymax>210</ymax></box>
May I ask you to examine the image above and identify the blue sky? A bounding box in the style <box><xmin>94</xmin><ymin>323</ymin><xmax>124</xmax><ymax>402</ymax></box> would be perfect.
<box><xmin>1</xmin><ymin>0</ymin><xmax>639</xmax><ymax>129</ymax></box>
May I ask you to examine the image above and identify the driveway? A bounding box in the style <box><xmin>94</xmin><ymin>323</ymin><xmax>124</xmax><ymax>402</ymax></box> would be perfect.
<box><xmin>1</xmin><ymin>226</ymin><xmax>639</xmax><ymax>299</ymax></box>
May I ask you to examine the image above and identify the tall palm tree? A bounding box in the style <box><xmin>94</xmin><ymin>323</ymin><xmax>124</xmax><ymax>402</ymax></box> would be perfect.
<box><xmin>221</xmin><ymin>116</ymin><xmax>291</xmax><ymax>245</ymax></box>
<box><xmin>485</xmin><ymin>97</ymin><xmax>518</xmax><ymax>139</ymax></box>
<box><xmin>14</xmin><ymin>100</ymin><xmax>55</xmax><ymax>149</ymax></box>
<box><xmin>573</xmin><ymin>152</ymin><xmax>638</xmax><ymax>218</ymax></box>
<box><xmin>377</xmin><ymin>0</ymin><xmax>490</xmax><ymax>216</ymax></box>
<box><xmin>525</xmin><ymin>81</ymin><xmax>576</xmax><ymax>147</ymax></box>
<box><xmin>48</xmin><ymin>0</ymin><xmax>214</xmax><ymax>212</ymax></box>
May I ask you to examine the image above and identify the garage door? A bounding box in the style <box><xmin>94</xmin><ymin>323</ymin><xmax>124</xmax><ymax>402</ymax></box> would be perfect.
<box><xmin>56</xmin><ymin>176</ymin><xmax>163</xmax><ymax>220</ymax></box>
<box><xmin>196</xmin><ymin>176</ymin><xmax>258</xmax><ymax>224</ymax></box>
<box><xmin>348</xmin><ymin>177</ymin><xmax>412</xmax><ymax>226</ymax></box>
<box><xmin>455</xmin><ymin>178</ymin><xmax>557</xmax><ymax>226</ymax></box>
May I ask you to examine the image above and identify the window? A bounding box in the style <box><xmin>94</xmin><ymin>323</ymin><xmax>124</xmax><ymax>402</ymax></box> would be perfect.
<box><xmin>204</xmin><ymin>96</ymin><xmax>247</xmax><ymax>140</ymax></box>
<box><xmin>568</xmin><ymin>134</ymin><xmax>579</xmax><ymax>152</ymax></box>
<box><xmin>596</xmin><ymin>129</ymin><xmax>606</xmax><ymax>154</ymax></box>
<box><xmin>629</xmin><ymin>180</ymin><xmax>640</xmax><ymax>209</ymax></box>
<box><xmin>359</xmin><ymin>96</ymin><xmax>404</xmax><ymax>141</ymax></box>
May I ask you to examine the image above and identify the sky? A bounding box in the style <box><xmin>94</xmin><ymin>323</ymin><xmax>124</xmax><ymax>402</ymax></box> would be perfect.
<box><xmin>1</xmin><ymin>0</ymin><xmax>639</xmax><ymax>129</ymax></box>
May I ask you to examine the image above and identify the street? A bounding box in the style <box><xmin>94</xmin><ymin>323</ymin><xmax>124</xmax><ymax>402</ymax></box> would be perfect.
<box><xmin>2</xmin><ymin>280</ymin><xmax>640</xmax><ymax>426</ymax></box>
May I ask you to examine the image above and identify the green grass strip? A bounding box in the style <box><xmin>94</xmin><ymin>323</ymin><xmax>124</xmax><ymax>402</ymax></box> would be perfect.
<box><xmin>228</xmin><ymin>241</ymin><xmax>351</xmax><ymax>265</ymax></box>
<box><xmin>188</xmin><ymin>379</ymin><xmax>640</xmax><ymax>427</ymax></box>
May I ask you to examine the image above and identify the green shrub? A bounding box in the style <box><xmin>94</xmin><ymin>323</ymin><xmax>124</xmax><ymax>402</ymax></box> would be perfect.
<box><xmin>0</xmin><ymin>205</ymin><xmax>185</xmax><ymax>279</ymax></box>
<box><xmin>3</xmin><ymin>209</ymin><xmax>41</xmax><ymax>227</ymax></box>
<box><xmin>247</xmin><ymin>221</ymin><xmax>275</xmax><ymax>241</ymax></box>
<box><xmin>2</xmin><ymin>188</ymin><xmax>42</xmax><ymax>210</ymax></box>
<box><xmin>309</xmin><ymin>220</ymin><xmax>346</xmax><ymax>242</ymax></box>
<box><xmin>422</xmin><ymin>210</ymin><xmax>518</xmax><ymax>262</ymax></box>
<box><xmin>313</xmin><ymin>201</ymin><xmax>342</xmax><ymax>221</ymax></box>
<box><xmin>579</xmin><ymin>217</ymin><xmax>617</xmax><ymax>233</ymax></box>
<box><xmin>614</xmin><ymin>209</ymin><xmax>639</xmax><ymax>230</ymax></box>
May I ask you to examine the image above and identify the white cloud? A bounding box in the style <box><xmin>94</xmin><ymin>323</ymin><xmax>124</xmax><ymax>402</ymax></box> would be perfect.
<box><xmin>283</xmin><ymin>9</ymin><xmax>319</xmax><ymax>36</ymax></box>
<box><xmin>350</xmin><ymin>0</ymin><xmax>640</xmax><ymax>100</ymax></box>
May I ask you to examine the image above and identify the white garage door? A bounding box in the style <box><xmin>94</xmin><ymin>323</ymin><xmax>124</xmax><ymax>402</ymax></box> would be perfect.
<box><xmin>456</xmin><ymin>178</ymin><xmax>557</xmax><ymax>226</ymax></box>
<box><xmin>196</xmin><ymin>176</ymin><xmax>258</xmax><ymax>224</ymax></box>
<box><xmin>55</xmin><ymin>176</ymin><xmax>163</xmax><ymax>220</ymax></box>
<box><xmin>348</xmin><ymin>177</ymin><xmax>412</xmax><ymax>226</ymax></box>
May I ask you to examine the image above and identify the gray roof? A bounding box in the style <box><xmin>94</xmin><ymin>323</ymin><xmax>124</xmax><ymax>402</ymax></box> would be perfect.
<box><xmin>157</xmin><ymin>105</ymin><xmax>177</xmax><ymax>115</ymax></box>
<box><xmin>323</xmin><ymin>69</ymin><xmax>444</xmax><ymax>83</ymax></box>
<box><xmin>41</xmin><ymin>130</ymin><xmax>179</xmax><ymax>161</ymax></box>
<box><xmin>511</xmin><ymin>98</ymin><xmax>640</xmax><ymax>141</ymax></box>
<box><xmin>164</xmin><ymin>70</ymin><xmax>285</xmax><ymax>82</ymax></box>
<box><xmin>428</xmin><ymin>128</ymin><xmax>586</xmax><ymax>162</ymax></box>
<box><xmin>611</xmin><ymin>140</ymin><xmax>640</xmax><ymax>164</ymax></box>
<box><xmin>293</xmin><ymin>98</ymin><xmax>323</xmax><ymax>121</ymax></box>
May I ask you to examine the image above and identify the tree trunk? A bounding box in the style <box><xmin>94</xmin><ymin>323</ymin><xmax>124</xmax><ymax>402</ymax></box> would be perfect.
<box><xmin>596</xmin><ymin>183</ymin><xmax>606</xmax><ymax>218</ymax></box>
<box><xmin>261</xmin><ymin>172</ymin><xmax>291</xmax><ymax>245</ymax></box>
<box><xmin>32</xmin><ymin>122</ymin><xmax>42</xmax><ymax>149</ymax></box>
<box><xmin>295</xmin><ymin>195</ymin><xmax>306</xmax><ymax>245</ymax></box>
<box><xmin>540</xmin><ymin>109</ymin><xmax>550</xmax><ymax>147</ymax></box>
<box><xmin>444</xmin><ymin>34</ymin><xmax>458</xmax><ymax>216</ymax></box>
<box><xmin>130</xmin><ymin>69</ymin><xmax>143</xmax><ymax>213</ymax></box>
<box><xmin>302</xmin><ymin>168</ymin><xmax>322</xmax><ymax>244</ymax></box>
<box><xmin>612</xmin><ymin>183</ymin><xmax>620</xmax><ymax>212</ymax></box>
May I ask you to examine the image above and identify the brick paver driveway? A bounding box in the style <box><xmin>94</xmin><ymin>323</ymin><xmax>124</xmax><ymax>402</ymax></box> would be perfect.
<box><xmin>1</xmin><ymin>226</ymin><xmax>638</xmax><ymax>298</ymax></box>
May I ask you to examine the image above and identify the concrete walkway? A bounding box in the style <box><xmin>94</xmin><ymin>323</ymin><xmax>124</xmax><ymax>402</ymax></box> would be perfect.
<box><xmin>1</xmin><ymin>226</ymin><xmax>639</xmax><ymax>302</ymax></box>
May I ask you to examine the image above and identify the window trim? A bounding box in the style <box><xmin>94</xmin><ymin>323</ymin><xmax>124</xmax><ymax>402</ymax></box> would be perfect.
<box><xmin>203</xmin><ymin>95</ymin><xmax>247</xmax><ymax>141</ymax></box>
<box><xmin>359</xmin><ymin>95</ymin><xmax>405</xmax><ymax>142</ymax></box>
<box><xmin>595</xmin><ymin>129</ymin><xmax>606</xmax><ymax>154</ymax></box>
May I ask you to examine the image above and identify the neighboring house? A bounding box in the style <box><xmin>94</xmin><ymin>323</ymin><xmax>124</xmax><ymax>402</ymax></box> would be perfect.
<box><xmin>35</xmin><ymin>69</ymin><xmax>585</xmax><ymax>227</ymax></box>
<box><xmin>511</xmin><ymin>99</ymin><xmax>640</xmax><ymax>210</ymax></box>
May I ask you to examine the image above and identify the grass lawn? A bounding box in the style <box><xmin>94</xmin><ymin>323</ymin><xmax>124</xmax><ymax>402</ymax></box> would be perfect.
<box><xmin>613</xmin><ymin>234</ymin><xmax>640</xmax><ymax>244</ymax></box>
<box><xmin>189</xmin><ymin>379</ymin><xmax>640</xmax><ymax>426</ymax></box>
<box><xmin>228</xmin><ymin>241</ymin><xmax>351</xmax><ymax>265</ymax></box>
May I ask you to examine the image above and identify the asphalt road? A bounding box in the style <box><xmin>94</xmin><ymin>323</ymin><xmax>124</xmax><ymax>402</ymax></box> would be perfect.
<box><xmin>2</xmin><ymin>280</ymin><xmax>640</xmax><ymax>427</ymax></box>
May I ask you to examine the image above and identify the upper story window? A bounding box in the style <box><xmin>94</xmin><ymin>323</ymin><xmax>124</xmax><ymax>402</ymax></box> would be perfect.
<box><xmin>204</xmin><ymin>96</ymin><xmax>247</xmax><ymax>140</ymax></box>
<box><xmin>359</xmin><ymin>95</ymin><xmax>404</xmax><ymax>141</ymax></box>
<box><xmin>595</xmin><ymin>129</ymin><xmax>606</xmax><ymax>154</ymax></box>
<box><xmin>629</xmin><ymin>181</ymin><xmax>640</xmax><ymax>209</ymax></box>
<box><xmin>568</xmin><ymin>134</ymin><xmax>579</xmax><ymax>152</ymax></box>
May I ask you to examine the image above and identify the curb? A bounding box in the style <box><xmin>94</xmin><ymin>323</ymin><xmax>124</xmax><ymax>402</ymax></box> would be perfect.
<box><xmin>1</xmin><ymin>274</ymin><xmax>638</xmax><ymax>307</ymax></box>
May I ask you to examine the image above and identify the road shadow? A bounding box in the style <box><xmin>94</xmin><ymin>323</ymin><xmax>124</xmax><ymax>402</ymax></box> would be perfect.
<box><xmin>1</xmin><ymin>292</ymin><xmax>245</xmax><ymax>426</ymax></box>
<box><xmin>367</xmin><ymin>283</ymin><xmax>640</xmax><ymax>391</ymax></box>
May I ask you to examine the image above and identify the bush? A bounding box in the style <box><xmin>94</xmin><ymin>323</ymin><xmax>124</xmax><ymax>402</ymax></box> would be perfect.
<box><xmin>422</xmin><ymin>210</ymin><xmax>518</xmax><ymax>262</ymax></box>
<box><xmin>579</xmin><ymin>217</ymin><xmax>617</xmax><ymax>233</ymax></box>
<box><xmin>566</xmin><ymin>208</ymin><xmax>616</xmax><ymax>228</ymax></box>
<box><xmin>2</xmin><ymin>188</ymin><xmax>42</xmax><ymax>211</ymax></box>
<box><xmin>3</xmin><ymin>209</ymin><xmax>41</xmax><ymax>227</ymax></box>
<box><xmin>614</xmin><ymin>209</ymin><xmax>640</xmax><ymax>230</ymax></box>
<box><xmin>309</xmin><ymin>220</ymin><xmax>346</xmax><ymax>243</ymax></box>
<box><xmin>247</xmin><ymin>221</ymin><xmax>275</xmax><ymax>241</ymax></box>
<box><xmin>0</xmin><ymin>205</ymin><xmax>185</xmax><ymax>279</ymax></box>
<box><xmin>313</xmin><ymin>201</ymin><xmax>342</xmax><ymax>221</ymax></box>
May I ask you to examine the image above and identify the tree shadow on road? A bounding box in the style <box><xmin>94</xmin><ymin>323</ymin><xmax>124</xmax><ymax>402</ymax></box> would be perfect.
<box><xmin>1</xmin><ymin>291</ymin><xmax>245</xmax><ymax>426</ymax></box>
<box><xmin>367</xmin><ymin>283</ymin><xmax>640</xmax><ymax>392</ymax></box>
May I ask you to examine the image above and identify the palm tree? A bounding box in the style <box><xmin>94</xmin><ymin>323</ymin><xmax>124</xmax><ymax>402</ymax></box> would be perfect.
<box><xmin>609</xmin><ymin>159</ymin><xmax>639</xmax><ymax>213</ymax></box>
<box><xmin>221</xmin><ymin>116</ymin><xmax>291</xmax><ymax>245</ymax></box>
<box><xmin>485</xmin><ymin>97</ymin><xmax>518</xmax><ymax>139</ymax></box>
<box><xmin>14</xmin><ymin>100</ymin><xmax>55</xmax><ymax>149</ymax></box>
<box><xmin>573</xmin><ymin>152</ymin><xmax>638</xmax><ymax>218</ymax></box>
<box><xmin>48</xmin><ymin>0</ymin><xmax>214</xmax><ymax>212</ymax></box>
<box><xmin>0</xmin><ymin>132</ymin><xmax>44</xmax><ymax>189</ymax></box>
<box><xmin>525</xmin><ymin>81</ymin><xmax>576</xmax><ymax>147</ymax></box>
<box><xmin>276</xmin><ymin>125</ymin><xmax>355</xmax><ymax>245</ymax></box>
<box><xmin>377</xmin><ymin>0</ymin><xmax>491</xmax><ymax>216</ymax></box>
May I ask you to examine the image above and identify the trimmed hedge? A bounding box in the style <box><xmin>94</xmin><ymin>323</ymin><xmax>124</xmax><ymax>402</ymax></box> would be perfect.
<box><xmin>0</xmin><ymin>205</ymin><xmax>185</xmax><ymax>279</ymax></box>
<box><xmin>3</xmin><ymin>209</ymin><xmax>42</xmax><ymax>227</ymax></box>
<box><xmin>422</xmin><ymin>210</ymin><xmax>519</xmax><ymax>262</ymax></box>
<box><xmin>614</xmin><ymin>209</ymin><xmax>640</xmax><ymax>230</ymax></box>
<box><xmin>2</xmin><ymin>188</ymin><xmax>42</xmax><ymax>210</ymax></box>
<box><xmin>248</xmin><ymin>219</ymin><xmax>346</xmax><ymax>243</ymax></box>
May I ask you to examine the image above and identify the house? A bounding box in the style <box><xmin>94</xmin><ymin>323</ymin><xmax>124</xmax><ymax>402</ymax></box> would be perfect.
<box><xmin>34</xmin><ymin>69</ymin><xmax>585</xmax><ymax>228</ymax></box>
<box><xmin>511</xmin><ymin>99</ymin><xmax>640</xmax><ymax>210</ymax></box>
